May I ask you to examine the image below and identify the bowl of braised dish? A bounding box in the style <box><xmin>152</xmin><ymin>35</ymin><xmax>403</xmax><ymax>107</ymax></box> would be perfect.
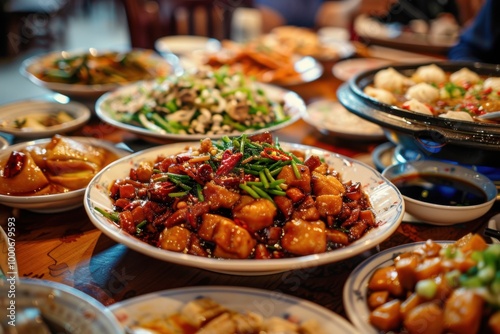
<box><xmin>0</xmin><ymin>135</ymin><xmax>128</xmax><ymax>213</ymax></box>
<box><xmin>337</xmin><ymin>61</ymin><xmax>500</xmax><ymax>167</ymax></box>
<box><xmin>20</xmin><ymin>48</ymin><xmax>171</xmax><ymax>100</ymax></box>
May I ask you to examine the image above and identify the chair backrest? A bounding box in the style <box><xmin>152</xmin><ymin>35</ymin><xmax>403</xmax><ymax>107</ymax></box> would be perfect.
<box><xmin>121</xmin><ymin>0</ymin><xmax>253</xmax><ymax>49</ymax></box>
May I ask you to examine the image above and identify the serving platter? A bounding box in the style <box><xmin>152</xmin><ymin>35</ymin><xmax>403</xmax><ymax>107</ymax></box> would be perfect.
<box><xmin>84</xmin><ymin>141</ymin><xmax>404</xmax><ymax>275</ymax></box>
<box><xmin>337</xmin><ymin>61</ymin><xmax>500</xmax><ymax>167</ymax></box>
<box><xmin>95</xmin><ymin>80</ymin><xmax>304</xmax><ymax>142</ymax></box>
<box><xmin>110</xmin><ymin>286</ymin><xmax>360</xmax><ymax>333</ymax></box>
<box><xmin>20</xmin><ymin>48</ymin><xmax>171</xmax><ymax>100</ymax></box>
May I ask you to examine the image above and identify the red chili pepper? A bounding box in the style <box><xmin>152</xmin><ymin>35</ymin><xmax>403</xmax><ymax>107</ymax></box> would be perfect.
<box><xmin>3</xmin><ymin>151</ymin><xmax>26</xmax><ymax>178</ymax></box>
<box><xmin>261</xmin><ymin>147</ymin><xmax>292</xmax><ymax>161</ymax></box>
<box><xmin>216</xmin><ymin>150</ymin><xmax>242</xmax><ymax>176</ymax></box>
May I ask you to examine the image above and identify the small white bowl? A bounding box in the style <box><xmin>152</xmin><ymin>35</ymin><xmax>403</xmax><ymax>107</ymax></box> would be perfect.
<box><xmin>382</xmin><ymin>160</ymin><xmax>497</xmax><ymax>225</ymax></box>
<box><xmin>0</xmin><ymin>99</ymin><xmax>91</xmax><ymax>139</ymax></box>
<box><xmin>0</xmin><ymin>278</ymin><xmax>122</xmax><ymax>333</ymax></box>
<box><xmin>0</xmin><ymin>137</ymin><xmax>128</xmax><ymax>213</ymax></box>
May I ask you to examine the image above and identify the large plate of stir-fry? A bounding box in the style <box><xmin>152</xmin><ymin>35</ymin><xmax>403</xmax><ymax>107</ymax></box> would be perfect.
<box><xmin>20</xmin><ymin>49</ymin><xmax>172</xmax><ymax>100</ymax></box>
<box><xmin>95</xmin><ymin>67</ymin><xmax>304</xmax><ymax>141</ymax></box>
<box><xmin>84</xmin><ymin>132</ymin><xmax>404</xmax><ymax>275</ymax></box>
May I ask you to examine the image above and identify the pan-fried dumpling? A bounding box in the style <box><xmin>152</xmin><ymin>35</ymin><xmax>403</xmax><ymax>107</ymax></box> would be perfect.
<box><xmin>363</xmin><ymin>86</ymin><xmax>396</xmax><ymax>104</ymax></box>
<box><xmin>411</xmin><ymin>64</ymin><xmax>446</xmax><ymax>84</ymax></box>
<box><xmin>450</xmin><ymin>68</ymin><xmax>480</xmax><ymax>85</ymax></box>
<box><xmin>373</xmin><ymin>67</ymin><xmax>414</xmax><ymax>93</ymax></box>
<box><xmin>405</xmin><ymin>83</ymin><xmax>440</xmax><ymax>103</ymax></box>
<box><xmin>402</xmin><ymin>99</ymin><xmax>433</xmax><ymax>115</ymax></box>
<box><xmin>439</xmin><ymin>111</ymin><xmax>474</xmax><ymax>122</ymax></box>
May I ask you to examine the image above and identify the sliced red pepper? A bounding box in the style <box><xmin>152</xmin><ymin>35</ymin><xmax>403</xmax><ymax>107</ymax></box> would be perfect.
<box><xmin>260</xmin><ymin>147</ymin><xmax>292</xmax><ymax>161</ymax></box>
<box><xmin>216</xmin><ymin>150</ymin><xmax>242</xmax><ymax>176</ymax></box>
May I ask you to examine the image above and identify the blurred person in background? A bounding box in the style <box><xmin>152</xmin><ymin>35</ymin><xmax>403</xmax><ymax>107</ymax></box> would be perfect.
<box><xmin>255</xmin><ymin>0</ymin><xmax>361</xmax><ymax>32</ymax></box>
<box><xmin>448</xmin><ymin>0</ymin><xmax>499</xmax><ymax>64</ymax></box>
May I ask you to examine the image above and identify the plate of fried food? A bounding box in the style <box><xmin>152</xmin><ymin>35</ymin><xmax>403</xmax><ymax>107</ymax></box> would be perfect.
<box><xmin>182</xmin><ymin>39</ymin><xmax>324</xmax><ymax>86</ymax></box>
<box><xmin>270</xmin><ymin>25</ymin><xmax>355</xmax><ymax>61</ymax></box>
<box><xmin>84</xmin><ymin>132</ymin><xmax>404</xmax><ymax>275</ymax></box>
<box><xmin>0</xmin><ymin>135</ymin><xmax>128</xmax><ymax>213</ymax></box>
<box><xmin>110</xmin><ymin>286</ymin><xmax>360</xmax><ymax>334</ymax></box>
<box><xmin>344</xmin><ymin>233</ymin><xmax>500</xmax><ymax>334</ymax></box>
<box><xmin>95</xmin><ymin>67</ymin><xmax>304</xmax><ymax>141</ymax></box>
<box><xmin>20</xmin><ymin>48</ymin><xmax>172</xmax><ymax>100</ymax></box>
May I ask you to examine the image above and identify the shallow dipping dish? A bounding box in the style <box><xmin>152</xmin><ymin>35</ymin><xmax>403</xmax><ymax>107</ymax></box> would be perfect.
<box><xmin>0</xmin><ymin>137</ymin><xmax>128</xmax><ymax>213</ymax></box>
<box><xmin>382</xmin><ymin>160</ymin><xmax>497</xmax><ymax>225</ymax></box>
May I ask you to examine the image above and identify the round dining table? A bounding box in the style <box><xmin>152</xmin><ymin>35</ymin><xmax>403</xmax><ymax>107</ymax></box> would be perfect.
<box><xmin>0</xmin><ymin>55</ymin><xmax>498</xmax><ymax>322</ymax></box>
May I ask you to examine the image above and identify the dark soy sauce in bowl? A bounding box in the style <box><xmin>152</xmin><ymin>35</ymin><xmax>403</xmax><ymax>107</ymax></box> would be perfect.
<box><xmin>391</xmin><ymin>173</ymin><xmax>487</xmax><ymax>207</ymax></box>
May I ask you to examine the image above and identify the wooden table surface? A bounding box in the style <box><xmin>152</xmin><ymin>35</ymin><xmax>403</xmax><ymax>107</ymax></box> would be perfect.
<box><xmin>1</xmin><ymin>58</ymin><xmax>498</xmax><ymax>321</ymax></box>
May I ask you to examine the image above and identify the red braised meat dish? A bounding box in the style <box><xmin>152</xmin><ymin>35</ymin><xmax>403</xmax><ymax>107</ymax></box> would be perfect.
<box><xmin>96</xmin><ymin>132</ymin><xmax>376</xmax><ymax>259</ymax></box>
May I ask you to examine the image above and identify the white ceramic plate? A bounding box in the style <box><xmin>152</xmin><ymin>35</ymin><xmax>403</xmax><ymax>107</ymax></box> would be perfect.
<box><xmin>84</xmin><ymin>141</ymin><xmax>404</xmax><ymax>275</ymax></box>
<box><xmin>20</xmin><ymin>49</ymin><xmax>171</xmax><ymax>100</ymax></box>
<box><xmin>155</xmin><ymin>35</ymin><xmax>221</xmax><ymax>56</ymax></box>
<box><xmin>343</xmin><ymin>241</ymin><xmax>452</xmax><ymax>334</ymax></box>
<box><xmin>332</xmin><ymin>58</ymin><xmax>392</xmax><ymax>82</ymax></box>
<box><xmin>0</xmin><ymin>278</ymin><xmax>122</xmax><ymax>333</ymax></box>
<box><xmin>0</xmin><ymin>137</ymin><xmax>129</xmax><ymax>213</ymax></box>
<box><xmin>95</xmin><ymin>81</ymin><xmax>304</xmax><ymax>142</ymax></box>
<box><xmin>382</xmin><ymin>160</ymin><xmax>498</xmax><ymax>225</ymax></box>
<box><xmin>0</xmin><ymin>99</ymin><xmax>91</xmax><ymax>139</ymax></box>
<box><xmin>110</xmin><ymin>286</ymin><xmax>360</xmax><ymax>334</ymax></box>
<box><xmin>302</xmin><ymin>100</ymin><xmax>385</xmax><ymax>140</ymax></box>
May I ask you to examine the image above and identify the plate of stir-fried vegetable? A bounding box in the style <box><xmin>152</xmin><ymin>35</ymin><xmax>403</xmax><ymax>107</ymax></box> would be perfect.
<box><xmin>20</xmin><ymin>48</ymin><xmax>172</xmax><ymax>100</ymax></box>
<box><xmin>95</xmin><ymin>67</ymin><xmax>304</xmax><ymax>141</ymax></box>
<box><xmin>84</xmin><ymin>132</ymin><xmax>404</xmax><ymax>275</ymax></box>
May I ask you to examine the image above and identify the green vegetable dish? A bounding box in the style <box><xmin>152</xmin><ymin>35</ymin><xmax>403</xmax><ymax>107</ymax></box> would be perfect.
<box><xmin>100</xmin><ymin>67</ymin><xmax>294</xmax><ymax>136</ymax></box>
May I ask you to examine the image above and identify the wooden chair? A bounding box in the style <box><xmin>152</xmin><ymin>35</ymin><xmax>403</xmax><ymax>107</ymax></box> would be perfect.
<box><xmin>121</xmin><ymin>0</ymin><xmax>254</xmax><ymax>49</ymax></box>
